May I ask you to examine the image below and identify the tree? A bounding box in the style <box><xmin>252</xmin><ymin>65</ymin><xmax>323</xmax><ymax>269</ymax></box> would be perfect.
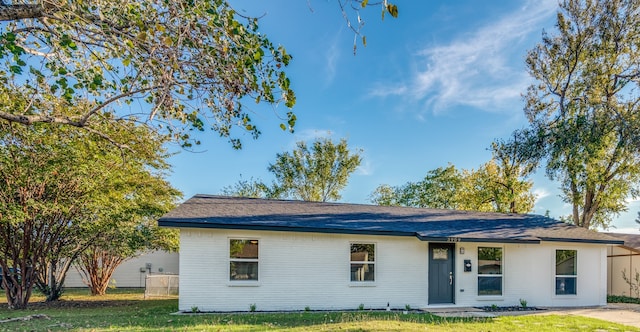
<box><xmin>0</xmin><ymin>117</ymin><xmax>178</xmax><ymax>308</ymax></box>
<box><xmin>389</xmin><ymin>164</ymin><xmax>463</xmax><ymax>209</ymax></box>
<box><xmin>75</xmin><ymin>219</ymin><xmax>179</xmax><ymax>296</ymax></box>
<box><xmin>223</xmin><ymin>138</ymin><xmax>362</xmax><ymax>202</ymax></box>
<box><xmin>0</xmin><ymin>0</ymin><xmax>396</xmax><ymax>148</ymax></box>
<box><xmin>485</xmin><ymin>139</ymin><xmax>538</xmax><ymax>213</ymax></box>
<box><xmin>267</xmin><ymin>138</ymin><xmax>362</xmax><ymax>202</ymax></box>
<box><xmin>221</xmin><ymin>176</ymin><xmax>271</xmax><ymax>198</ymax></box>
<box><xmin>515</xmin><ymin>0</ymin><xmax>640</xmax><ymax>229</ymax></box>
<box><xmin>369</xmin><ymin>160</ymin><xmax>535</xmax><ymax>214</ymax></box>
<box><xmin>71</xmin><ymin>143</ymin><xmax>179</xmax><ymax>296</ymax></box>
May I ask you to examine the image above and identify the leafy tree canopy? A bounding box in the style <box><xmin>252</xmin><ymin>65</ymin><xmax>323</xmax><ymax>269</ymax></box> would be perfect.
<box><xmin>222</xmin><ymin>137</ymin><xmax>363</xmax><ymax>202</ymax></box>
<box><xmin>369</xmin><ymin>156</ymin><xmax>536</xmax><ymax>214</ymax></box>
<box><xmin>0</xmin><ymin>107</ymin><xmax>179</xmax><ymax>308</ymax></box>
<box><xmin>0</xmin><ymin>0</ymin><xmax>396</xmax><ymax>148</ymax></box>
<box><xmin>507</xmin><ymin>0</ymin><xmax>640</xmax><ymax>229</ymax></box>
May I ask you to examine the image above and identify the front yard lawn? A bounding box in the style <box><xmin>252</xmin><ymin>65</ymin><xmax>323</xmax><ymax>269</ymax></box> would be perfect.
<box><xmin>0</xmin><ymin>289</ymin><xmax>636</xmax><ymax>331</ymax></box>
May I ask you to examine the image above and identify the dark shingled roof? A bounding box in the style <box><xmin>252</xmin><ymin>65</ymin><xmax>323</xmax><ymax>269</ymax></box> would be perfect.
<box><xmin>158</xmin><ymin>195</ymin><xmax>622</xmax><ymax>245</ymax></box>
<box><xmin>605</xmin><ymin>233</ymin><xmax>640</xmax><ymax>251</ymax></box>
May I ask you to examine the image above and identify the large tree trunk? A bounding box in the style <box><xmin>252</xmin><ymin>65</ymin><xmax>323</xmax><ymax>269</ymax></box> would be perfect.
<box><xmin>34</xmin><ymin>257</ymin><xmax>75</xmax><ymax>302</ymax></box>
<box><xmin>2</xmin><ymin>263</ymin><xmax>35</xmax><ymax>309</ymax></box>
<box><xmin>76</xmin><ymin>249</ymin><xmax>126</xmax><ymax>296</ymax></box>
<box><xmin>0</xmin><ymin>4</ymin><xmax>44</xmax><ymax>22</ymax></box>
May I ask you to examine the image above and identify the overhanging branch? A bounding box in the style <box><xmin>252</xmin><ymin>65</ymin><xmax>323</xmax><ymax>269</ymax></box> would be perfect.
<box><xmin>0</xmin><ymin>4</ymin><xmax>45</xmax><ymax>22</ymax></box>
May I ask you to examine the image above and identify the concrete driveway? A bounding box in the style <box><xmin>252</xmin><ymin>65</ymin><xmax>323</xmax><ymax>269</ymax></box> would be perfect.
<box><xmin>427</xmin><ymin>303</ymin><xmax>640</xmax><ymax>329</ymax></box>
<box><xmin>534</xmin><ymin>303</ymin><xmax>640</xmax><ymax>329</ymax></box>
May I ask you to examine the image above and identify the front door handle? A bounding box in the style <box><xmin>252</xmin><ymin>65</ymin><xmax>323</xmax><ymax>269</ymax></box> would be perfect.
<box><xmin>449</xmin><ymin>272</ymin><xmax>453</xmax><ymax>285</ymax></box>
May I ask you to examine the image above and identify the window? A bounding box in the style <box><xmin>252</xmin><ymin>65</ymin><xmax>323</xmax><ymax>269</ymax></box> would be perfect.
<box><xmin>229</xmin><ymin>239</ymin><xmax>258</xmax><ymax>281</ymax></box>
<box><xmin>555</xmin><ymin>249</ymin><xmax>577</xmax><ymax>295</ymax></box>
<box><xmin>477</xmin><ymin>247</ymin><xmax>502</xmax><ymax>296</ymax></box>
<box><xmin>350</xmin><ymin>243</ymin><xmax>375</xmax><ymax>282</ymax></box>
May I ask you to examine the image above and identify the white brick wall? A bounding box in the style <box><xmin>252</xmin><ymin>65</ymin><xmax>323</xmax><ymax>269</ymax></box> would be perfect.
<box><xmin>179</xmin><ymin>228</ymin><xmax>609</xmax><ymax>311</ymax></box>
<box><xmin>454</xmin><ymin>242</ymin><xmax>607</xmax><ymax>307</ymax></box>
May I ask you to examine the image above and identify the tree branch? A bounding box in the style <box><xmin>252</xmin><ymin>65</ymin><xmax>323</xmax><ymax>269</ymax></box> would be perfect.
<box><xmin>0</xmin><ymin>4</ymin><xmax>44</xmax><ymax>22</ymax></box>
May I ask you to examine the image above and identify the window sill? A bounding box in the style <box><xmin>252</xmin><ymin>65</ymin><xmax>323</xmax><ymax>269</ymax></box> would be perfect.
<box><xmin>227</xmin><ymin>282</ymin><xmax>260</xmax><ymax>287</ymax></box>
<box><xmin>476</xmin><ymin>296</ymin><xmax>504</xmax><ymax>301</ymax></box>
<box><xmin>349</xmin><ymin>282</ymin><xmax>376</xmax><ymax>287</ymax></box>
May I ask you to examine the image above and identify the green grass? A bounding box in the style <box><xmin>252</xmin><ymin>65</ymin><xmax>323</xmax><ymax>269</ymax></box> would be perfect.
<box><xmin>0</xmin><ymin>289</ymin><xmax>636</xmax><ymax>331</ymax></box>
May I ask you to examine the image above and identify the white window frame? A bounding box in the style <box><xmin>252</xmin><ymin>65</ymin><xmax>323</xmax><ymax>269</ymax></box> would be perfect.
<box><xmin>349</xmin><ymin>242</ymin><xmax>376</xmax><ymax>284</ymax></box>
<box><xmin>477</xmin><ymin>246</ymin><xmax>503</xmax><ymax>297</ymax></box>
<box><xmin>228</xmin><ymin>238</ymin><xmax>260</xmax><ymax>285</ymax></box>
<box><xmin>554</xmin><ymin>249</ymin><xmax>577</xmax><ymax>296</ymax></box>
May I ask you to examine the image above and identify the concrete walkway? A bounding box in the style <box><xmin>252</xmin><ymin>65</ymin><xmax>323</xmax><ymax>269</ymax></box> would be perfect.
<box><xmin>425</xmin><ymin>303</ymin><xmax>640</xmax><ymax>329</ymax></box>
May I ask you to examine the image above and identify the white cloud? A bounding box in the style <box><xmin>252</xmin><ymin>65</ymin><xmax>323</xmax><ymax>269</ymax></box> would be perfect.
<box><xmin>370</xmin><ymin>0</ymin><xmax>557</xmax><ymax>114</ymax></box>
<box><xmin>356</xmin><ymin>157</ymin><xmax>373</xmax><ymax>176</ymax></box>
<box><xmin>324</xmin><ymin>38</ymin><xmax>340</xmax><ymax>86</ymax></box>
<box><xmin>533</xmin><ymin>187</ymin><xmax>551</xmax><ymax>203</ymax></box>
<box><xmin>292</xmin><ymin>129</ymin><xmax>334</xmax><ymax>144</ymax></box>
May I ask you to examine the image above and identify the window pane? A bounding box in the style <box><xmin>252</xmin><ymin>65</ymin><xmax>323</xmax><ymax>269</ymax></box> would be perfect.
<box><xmin>556</xmin><ymin>277</ymin><xmax>576</xmax><ymax>295</ymax></box>
<box><xmin>230</xmin><ymin>261</ymin><xmax>258</xmax><ymax>280</ymax></box>
<box><xmin>478</xmin><ymin>247</ymin><xmax>502</xmax><ymax>275</ymax></box>
<box><xmin>556</xmin><ymin>250</ymin><xmax>576</xmax><ymax>275</ymax></box>
<box><xmin>230</xmin><ymin>239</ymin><xmax>258</xmax><ymax>259</ymax></box>
<box><xmin>478</xmin><ymin>276</ymin><xmax>502</xmax><ymax>295</ymax></box>
<box><xmin>350</xmin><ymin>243</ymin><xmax>375</xmax><ymax>262</ymax></box>
<box><xmin>433</xmin><ymin>248</ymin><xmax>448</xmax><ymax>260</ymax></box>
<box><xmin>351</xmin><ymin>263</ymin><xmax>375</xmax><ymax>281</ymax></box>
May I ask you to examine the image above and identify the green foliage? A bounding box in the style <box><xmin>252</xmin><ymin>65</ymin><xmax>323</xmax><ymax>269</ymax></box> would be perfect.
<box><xmin>267</xmin><ymin>138</ymin><xmax>362</xmax><ymax>202</ymax></box>
<box><xmin>358</xmin><ymin>303</ymin><xmax>365</xmax><ymax>311</ymax></box>
<box><xmin>520</xmin><ymin>299</ymin><xmax>528</xmax><ymax>308</ymax></box>
<box><xmin>0</xmin><ymin>289</ymin><xmax>635</xmax><ymax>331</ymax></box>
<box><xmin>221</xmin><ymin>176</ymin><xmax>271</xmax><ymax>198</ymax></box>
<box><xmin>512</xmin><ymin>0</ymin><xmax>640</xmax><ymax>229</ymax></box>
<box><xmin>224</xmin><ymin>138</ymin><xmax>362</xmax><ymax>202</ymax></box>
<box><xmin>0</xmin><ymin>0</ymin><xmax>296</xmax><ymax>148</ymax></box>
<box><xmin>370</xmin><ymin>157</ymin><xmax>535</xmax><ymax>214</ymax></box>
<box><xmin>249</xmin><ymin>303</ymin><xmax>257</xmax><ymax>312</ymax></box>
<box><xmin>608</xmin><ymin>294</ymin><xmax>640</xmax><ymax>304</ymax></box>
<box><xmin>0</xmin><ymin>1</ymin><xmax>397</xmax><ymax>148</ymax></box>
<box><xmin>0</xmin><ymin>110</ymin><xmax>180</xmax><ymax>307</ymax></box>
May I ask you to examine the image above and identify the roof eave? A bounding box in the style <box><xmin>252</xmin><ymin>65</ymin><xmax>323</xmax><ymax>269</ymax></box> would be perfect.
<box><xmin>538</xmin><ymin>237</ymin><xmax>624</xmax><ymax>245</ymax></box>
<box><xmin>158</xmin><ymin>219</ymin><xmax>416</xmax><ymax>237</ymax></box>
<box><xmin>415</xmin><ymin>235</ymin><xmax>540</xmax><ymax>244</ymax></box>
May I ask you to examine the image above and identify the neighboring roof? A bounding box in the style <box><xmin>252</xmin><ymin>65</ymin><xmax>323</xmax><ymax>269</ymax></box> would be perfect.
<box><xmin>605</xmin><ymin>233</ymin><xmax>640</xmax><ymax>252</ymax></box>
<box><xmin>158</xmin><ymin>195</ymin><xmax>623</xmax><ymax>245</ymax></box>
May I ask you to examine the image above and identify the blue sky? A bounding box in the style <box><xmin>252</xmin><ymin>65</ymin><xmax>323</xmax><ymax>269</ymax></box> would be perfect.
<box><xmin>167</xmin><ymin>0</ymin><xmax>639</xmax><ymax>233</ymax></box>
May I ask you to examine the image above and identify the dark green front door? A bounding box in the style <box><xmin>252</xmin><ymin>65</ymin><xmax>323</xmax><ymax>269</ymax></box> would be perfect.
<box><xmin>428</xmin><ymin>243</ymin><xmax>455</xmax><ymax>304</ymax></box>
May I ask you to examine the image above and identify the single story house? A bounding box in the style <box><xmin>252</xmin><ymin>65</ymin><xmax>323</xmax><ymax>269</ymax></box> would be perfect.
<box><xmin>158</xmin><ymin>195</ymin><xmax>622</xmax><ymax>312</ymax></box>
<box><xmin>605</xmin><ymin>233</ymin><xmax>640</xmax><ymax>298</ymax></box>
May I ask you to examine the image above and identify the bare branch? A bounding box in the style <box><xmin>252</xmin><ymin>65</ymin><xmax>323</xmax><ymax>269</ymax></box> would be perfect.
<box><xmin>0</xmin><ymin>4</ymin><xmax>44</xmax><ymax>22</ymax></box>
